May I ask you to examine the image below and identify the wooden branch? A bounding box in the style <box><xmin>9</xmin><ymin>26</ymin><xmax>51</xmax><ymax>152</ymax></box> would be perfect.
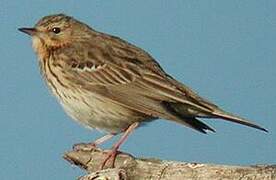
<box><xmin>64</xmin><ymin>146</ymin><xmax>276</xmax><ymax>180</ymax></box>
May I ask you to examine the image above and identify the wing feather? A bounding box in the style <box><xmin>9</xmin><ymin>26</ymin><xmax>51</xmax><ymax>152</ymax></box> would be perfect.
<box><xmin>57</xmin><ymin>32</ymin><xmax>266</xmax><ymax>133</ymax></box>
<box><xmin>66</xmin><ymin>38</ymin><xmax>216</xmax><ymax>118</ymax></box>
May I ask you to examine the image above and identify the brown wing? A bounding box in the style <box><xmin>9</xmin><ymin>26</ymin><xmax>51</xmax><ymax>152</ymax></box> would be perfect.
<box><xmin>63</xmin><ymin>33</ymin><xmax>266</xmax><ymax>133</ymax></box>
<box><xmin>63</xmin><ymin>33</ymin><xmax>215</xmax><ymax>114</ymax></box>
<box><xmin>59</xmin><ymin>35</ymin><xmax>216</xmax><ymax>133</ymax></box>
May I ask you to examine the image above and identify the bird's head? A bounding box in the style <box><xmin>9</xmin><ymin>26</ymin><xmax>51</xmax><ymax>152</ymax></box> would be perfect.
<box><xmin>19</xmin><ymin>14</ymin><xmax>92</xmax><ymax>55</ymax></box>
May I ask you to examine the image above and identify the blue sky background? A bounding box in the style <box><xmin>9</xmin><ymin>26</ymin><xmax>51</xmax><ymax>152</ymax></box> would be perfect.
<box><xmin>0</xmin><ymin>1</ymin><xmax>275</xmax><ymax>179</ymax></box>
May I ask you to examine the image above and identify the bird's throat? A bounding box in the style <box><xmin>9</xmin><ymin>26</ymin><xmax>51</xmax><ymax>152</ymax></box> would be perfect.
<box><xmin>32</xmin><ymin>36</ymin><xmax>50</xmax><ymax>60</ymax></box>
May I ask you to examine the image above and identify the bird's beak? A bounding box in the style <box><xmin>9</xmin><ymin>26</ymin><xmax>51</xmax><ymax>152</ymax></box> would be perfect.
<box><xmin>18</xmin><ymin>27</ymin><xmax>37</xmax><ymax>36</ymax></box>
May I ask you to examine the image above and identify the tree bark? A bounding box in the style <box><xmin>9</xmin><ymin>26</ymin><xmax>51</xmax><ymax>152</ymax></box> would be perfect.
<box><xmin>64</xmin><ymin>146</ymin><xmax>276</xmax><ymax>180</ymax></box>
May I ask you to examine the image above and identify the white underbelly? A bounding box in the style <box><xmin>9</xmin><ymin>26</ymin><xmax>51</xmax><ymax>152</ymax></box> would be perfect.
<box><xmin>56</xmin><ymin>89</ymin><xmax>142</xmax><ymax>133</ymax></box>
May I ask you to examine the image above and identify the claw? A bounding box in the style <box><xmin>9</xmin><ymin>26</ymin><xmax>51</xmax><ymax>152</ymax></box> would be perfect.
<box><xmin>73</xmin><ymin>142</ymin><xmax>96</xmax><ymax>151</ymax></box>
<box><xmin>100</xmin><ymin>149</ymin><xmax>119</xmax><ymax>169</ymax></box>
<box><xmin>73</xmin><ymin>134</ymin><xmax>115</xmax><ymax>151</ymax></box>
<box><xmin>100</xmin><ymin>122</ymin><xmax>139</xmax><ymax>169</ymax></box>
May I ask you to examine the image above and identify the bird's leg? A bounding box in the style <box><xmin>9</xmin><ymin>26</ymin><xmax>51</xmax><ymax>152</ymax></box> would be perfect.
<box><xmin>73</xmin><ymin>133</ymin><xmax>115</xmax><ymax>151</ymax></box>
<box><xmin>100</xmin><ymin>122</ymin><xmax>139</xmax><ymax>169</ymax></box>
<box><xmin>92</xmin><ymin>134</ymin><xmax>115</xmax><ymax>146</ymax></box>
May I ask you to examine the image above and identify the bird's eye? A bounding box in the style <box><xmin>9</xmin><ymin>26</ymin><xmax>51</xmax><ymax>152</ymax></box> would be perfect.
<box><xmin>52</xmin><ymin>27</ymin><xmax>61</xmax><ymax>34</ymax></box>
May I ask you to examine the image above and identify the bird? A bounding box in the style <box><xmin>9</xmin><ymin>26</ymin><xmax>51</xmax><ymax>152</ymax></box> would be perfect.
<box><xmin>19</xmin><ymin>14</ymin><xmax>267</xmax><ymax>168</ymax></box>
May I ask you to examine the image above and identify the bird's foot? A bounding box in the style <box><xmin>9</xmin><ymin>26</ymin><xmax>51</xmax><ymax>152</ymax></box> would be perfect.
<box><xmin>100</xmin><ymin>148</ymin><xmax>121</xmax><ymax>169</ymax></box>
<box><xmin>100</xmin><ymin>122</ymin><xmax>139</xmax><ymax>169</ymax></box>
<box><xmin>73</xmin><ymin>142</ymin><xmax>97</xmax><ymax>151</ymax></box>
<box><xmin>73</xmin><ymin>134</ymin><xmax>115</xmax><ymax>151</ymax></box>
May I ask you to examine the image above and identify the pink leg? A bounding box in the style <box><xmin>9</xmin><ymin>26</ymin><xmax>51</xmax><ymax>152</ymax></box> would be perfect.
<box><xmin>93</xmin><ymin>134</ymin><xmax>115</xmax><ymax>146</ymax></box>
<box><xmin>101</xmin><ymin>122</ymin><xmax>139</xmax><ymax>169</ymax></box>
<box><xmin>73</xmin><ymin>133</ymin><xmax>115</xmax><ymax>151</ymax></box>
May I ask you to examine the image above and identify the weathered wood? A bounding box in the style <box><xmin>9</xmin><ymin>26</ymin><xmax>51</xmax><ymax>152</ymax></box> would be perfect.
<box><xmin>64</xmin><ymin>146</ymin><xmax>276</xmax><ymax>180</ymax></box>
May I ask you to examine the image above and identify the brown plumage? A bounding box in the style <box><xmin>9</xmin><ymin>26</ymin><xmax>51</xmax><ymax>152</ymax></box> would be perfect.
<box><xmin>19</xmin><ymin>14</ymin><xmax>267</xmax><ymax>168</ymax></box>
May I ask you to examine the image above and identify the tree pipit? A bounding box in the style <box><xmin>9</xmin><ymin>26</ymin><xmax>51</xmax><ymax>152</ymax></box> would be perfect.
<box><xmin>19</xmin><ymin>14</ymin><xmax>267</xmax><ymax>169</ymax></box>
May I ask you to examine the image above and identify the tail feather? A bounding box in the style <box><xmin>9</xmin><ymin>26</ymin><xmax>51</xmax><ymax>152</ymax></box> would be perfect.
<box><xmin>161</xmin><ymin>101</ymin><xmax>215</xmax><ymax>133</ymax></box>
<box><xmin>162</xmin><ymin>101</ymin><xmax>267</xmax><ymax>133</ymax></box>
<box><xmin>181</xmin><ymin>117</ymin><xmax>216</xmax><ymax>134</ymax></box>
<box><xmin>212</xmin><ymin>110</ymin><xmax>268</xmax><ymax>132</ymax></box>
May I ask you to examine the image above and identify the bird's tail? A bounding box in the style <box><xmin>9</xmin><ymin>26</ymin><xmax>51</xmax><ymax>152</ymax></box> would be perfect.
<box><xmin>211</xmin><ymin>109</ymin><xmax>268</xmax><ymax>132</ymax></box>
<box><xmin>163</xmin><ymin>101</ymin><xmax>268</xmax><ymax>133</ymax></box>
